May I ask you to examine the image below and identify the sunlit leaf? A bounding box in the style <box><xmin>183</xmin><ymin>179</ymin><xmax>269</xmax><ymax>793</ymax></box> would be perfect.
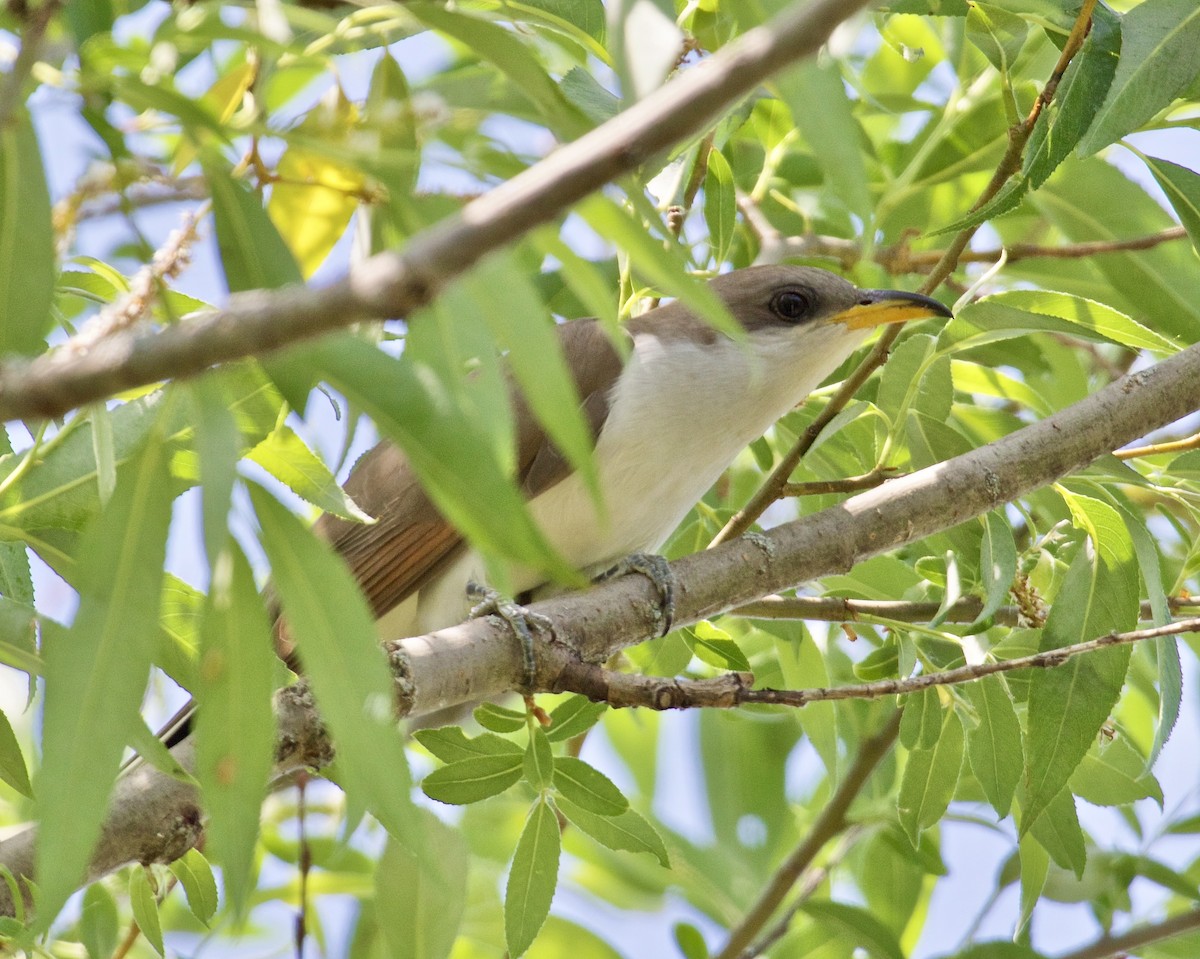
<box><xmin>505</xmin><ymin>798</ymin><xmax>561</xmax><ymax>958</ymax></box>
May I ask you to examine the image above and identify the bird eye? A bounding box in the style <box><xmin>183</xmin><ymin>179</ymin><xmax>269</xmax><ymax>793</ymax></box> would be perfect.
<box><xmin>771</xmin><ymin>289</ymin><xmax>812</xmax><ymax>321</ymax></box>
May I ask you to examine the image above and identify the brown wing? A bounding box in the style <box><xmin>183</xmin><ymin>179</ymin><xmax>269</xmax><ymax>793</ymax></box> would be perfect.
<box><xmin>314</xmin><ymin>317</ymin><xmax>626</xmax><ymax>621</ymax></box>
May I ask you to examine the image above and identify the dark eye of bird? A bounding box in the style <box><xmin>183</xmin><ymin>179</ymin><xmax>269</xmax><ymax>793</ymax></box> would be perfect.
<box><xmin>771</xmin><ymin>289</ymin><xmax>812</xmax><ymax>321</ymax></box>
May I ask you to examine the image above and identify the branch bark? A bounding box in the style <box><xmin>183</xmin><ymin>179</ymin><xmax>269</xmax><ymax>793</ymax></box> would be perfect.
<box><xmin>0</xmin><ymin>0</ymin><xmax>872</xmax><ymax>422</ymax></box>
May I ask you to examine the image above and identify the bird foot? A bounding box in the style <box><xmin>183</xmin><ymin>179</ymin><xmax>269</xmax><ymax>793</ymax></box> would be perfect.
<box><xmin>594</xmin><ymin>553</ymin><xmax>677</xmax><ymax>637</ymax></box>
<box><xmin>467</xmin><ymin>581</ymin><xmax>553</xmax><ymax>690</ymax></box>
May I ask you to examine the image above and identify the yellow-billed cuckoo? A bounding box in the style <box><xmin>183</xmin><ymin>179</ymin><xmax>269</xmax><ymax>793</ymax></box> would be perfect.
<box><xmin>153</xmin><ymin>265</ymin><xmax>949</xmax><ymax>749</ymax></box>
<box><xmin>306</xmin><ymin>264</ymin><xmax>952</xmax><ymax>649</ymax></box>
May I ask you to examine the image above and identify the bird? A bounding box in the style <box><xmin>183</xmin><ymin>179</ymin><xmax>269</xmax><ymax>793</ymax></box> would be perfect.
<box><xmin>304</xmin><ymin>264</ymin><xmax>953</xmax><ymax>650</ymax></box>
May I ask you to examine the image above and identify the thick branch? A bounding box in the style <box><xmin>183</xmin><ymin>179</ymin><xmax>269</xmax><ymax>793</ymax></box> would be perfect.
<box><xmin>0</xmin><ymin>0</ymin><xmax>872</xmax><ymax>422</ymax></box>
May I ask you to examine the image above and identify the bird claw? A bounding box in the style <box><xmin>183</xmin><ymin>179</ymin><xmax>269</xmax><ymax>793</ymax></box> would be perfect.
<box><xmin>595</xmin><ymin>553</ymin><xmax>677</xmax><ymax>637</ymax></box>
<box><xmin>467</xmin><ymin>581</ymin><xmax>553</xmax><ymax>690</ymax></box>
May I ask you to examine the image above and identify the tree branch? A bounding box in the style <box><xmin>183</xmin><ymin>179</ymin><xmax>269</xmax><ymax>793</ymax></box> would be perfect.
<box><xmin>0</xmin><ymin>0</ymin><xmax>60</xmax><ymax>130</ymax></box>
<box><xmin>1055</xmin><ymin>906</ymin><xmax>1200</xmax><ymax>959</ymax></box>
<box><xmin>0</xmin><ymin>0</ymin><xmax>872</xmax><ymax>422</ymax></box>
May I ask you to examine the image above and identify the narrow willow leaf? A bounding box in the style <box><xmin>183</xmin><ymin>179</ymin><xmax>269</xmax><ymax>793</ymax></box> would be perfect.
<box><xmin>900</xmin><ymin>687</ymin><xmax>942</xmax><ymax>751</ymax></box>
<box><xmin>188</xmin><ymin>377</ymin><xmax>241</xmax><ymax>568</ymax></box>
<box><xmin>1027</xmin><ymin>787</ymin><xmax>1086</xmax><ymax>877</ymax></box>
<box><xmin>410</xmin><ymin>2</ymin><xmax>585</xmax><ymax>137</ymax></box>
<box><xmin>607</xmin><ymin>0</ymin><xmax>683</xmax><ymax>102</ymax></box>
<box><xmin>963</xmin><ymin>677</ymin><xmax>1022</xmax><ymax>818</ymax></box>
<box><xmin>1017</xmin><ymin>829</ymin><xmax>1048</xmax><ymax>935</ymax></box>
<box><xmin>128</xmin><ymin>869</ymin><xmax>164</xmax><ymax>956</ymax></box>
<box><xmin>0</xmin><ymin>709</ymin><xmax>30</xmax><ymax>797</ymax></box>
<box><xmin>168</xmin><ymin>849</ymin><xmax>218</xmax><ymax>925</ymax></box>
<box><xmin>1078</xmin><ymin>0</ymin><xmax>1200</xmax><ymax>156</ymax></box>
<box><xmin>797</xmin><ymin>901</ymin><xmax>906</xmax><ymax>959</ymax></box>
<box><xmin>965</xmin><ymin>3</ymin><xmax>1027</xmax><ymax>74</ymax></box>
<box><xmin>366</xmin><ymin>53</ymin><xmax>420</xmax><ymax>200</ymax></box>
<box><xmin>685</xmin><ymin>620</ymin><xmax>751</xmax><ymax>671</ymax></box>
<box><xmin>544</xmin><ymin>696</ymin><xmax>607</xmax><ymax>743</ymax></box>
<box><xmin>969</xmin><ymin>511</ymin><xmax>1018</xmax><ymax>631</ymax></box>
<box><xmin>1023</xmin><ymin>492</ymin><xmax>1138</xmax><ymax>830</ymax></box>
<box><xmin>422</xmin><ymin>754</ymin><xmax>524</xmax><ymax>805</ymax></box>
<box><xmin>553</xmin><ymin>756</ymin><xmax>628</xmax><ymax>816</ymax></box>
<box><xmin>414</xmin><ymin>727</ymin><xmax>522</xmax><ymax>763</ymax></box>
<box><xmin>1069</xmin><ymin>734</ymin><xmax>1163</xmax><ymax>807</ymax></box>
<box><xmin>952</xmin><ymin>942</ymin><xmax>1048</xmax><ymax>959</ymax></box>
<box><xmin>577</xmin><ymin>194</ymin><xmax>740</xmax><ymax>337</ymax></box>
<box><xmin>376</xmin><ymin>811</ymin><xmax>468</xmax><ymax>959</ymax></box>
<box><xmin>927</xmin><ymin>177</ymin><xmax>1029</xmax><ymax>236</ymax></box>
<box><xmin>36</xmin><ymin>423</ymin><xmax>174</xmax><ymax>925</ymax></box>
<box><xmin>312</xmin><ymin>336</ymin><xmax>580</xmax><ymax>583</ymax></box>
<box><xmin>1024</xmin><ymin>6</ymin><xmax>1120</xmax><ymax>188</ymax></box>
<box><xmin>898</xmin><ymin>705</ymin><xmax>964</xmax><ymax>843</ymax></box>
<box><xmin>250</xmin><ymin>484</ymin><xmax>416</xmax><ymax>842</ymax></box>
<box><xmin>704</xmin><ymin>147</ymin><xmax>736</xmax><ymax>264</ymax></box>
<box><xmin>247</xmin><ymin>425</ymin><xmax>372</xmax><ymax>522</ymax></box>
<box><xmin>194</xmin><ymin>541</ymin><xmax>276</xmax><ymax>915</ymax></box>
<box><xmin>524</xmin><ymin>727</ymin><xmax>554</xmax><ymax>790</ymax></box>
<box><xmin>1144</xmin><ymin>156</ymin><xmax>1200</xmax><ymax>257</ymax></box>
<box><xmin>505</xmin><ymin>798</ymin><xmax>561</xmax><ymax>958</ymax></box>
<box><xmin>475</xmin><ymin>702</ymin><xmax>528</xmax><ymax>733</ymax></box>
<box><xmin>0</xmin><ymin>113</ymin><xmax>55</xmax><ymax>355</ymax></box>
<box><xmin>674</xmin><ymin>924</ymin><xmax>708</xmax><ymax>959</ymax></box>
<box><xmin>560</xmin><ymin>66</ymin><xmax>619</xmax><ymax>124</ymax></box>
<box><xmin>555</xmin><ymin>797</ymin><xmax>669</xmax><ymax>867</ymax></box>
<box><xmin>79</xmin><ymin>882</ymin><xmax>119</xmax><ymax>959</ymax></box>
<box><xmin>776</xmin><ymin>60</ymin><xmax>872</xmax><ymax>222</ymax></box>
<box><xmin>465</xmin><ymin>254</ymin><xmax>599</xmax><ymax>499</ymax></box>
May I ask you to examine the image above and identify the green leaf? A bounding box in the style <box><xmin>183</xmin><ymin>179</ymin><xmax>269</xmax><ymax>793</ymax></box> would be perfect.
<box><xmin>247</xmin><ymin>425</ymin><xmax>372</xmax><ymax>522</ymax></box>
<box><xmin>376</xmin><ymin>811</ymin><xmax>469</xmax><ymax>959</ymax></box>
<box><xmin>312</xmin><ymin>336</ymin><xmax>581</xmax><ymax>584</ymax></box>
<box><xmin>203</xmin><ymin>155</ymin><xmax>303</xmax><ymax>293</ymax></box>
<box><xmin>948</xmin><ymin>943</ymin><xmax>1048</xmax><ymax>959</ymax></box>
<box><xmin>505</xmin><ymin>799</ymin><xmax>561</xmax><ymax>958</ymax></box>
<box><xmin>1017</xmin><ymin>828</ymin><xmax>1049</xmax><ymax>934</ymax></box>
<box><xmin>900</xmin><ymin>687</ymin><xmax>943</xmax><ymax>751</ymax></box>
<box><xmin>561</xmin><ymin>66</ymin><xmax>620</xmax><ymax>125</ymax></box>
<box><xmin>1144</xmin><ymin>155</ymin><xmax>1200</xmax><ymax>257</ymax></box>
<box><xmin>704</xmin><ymin>148</ymin><xmax>737</xmax><ymax>263</ymax></box>
<box><xmin>0</xmin><ymin>113</ymin><xmax>54</xmax><ymax>355</ymax></box>
<box><xmin>776</xmin><ymin>59</ymin><xmax>872</xmax><ymax>221</ymax></box>
<box><xmin>79</xmin><ymin>883</ymin><xmax>119</xmax><ymax>959</ymax></box>
<box><xmin>1027</xmin><ymin>787</ymin><xmax>1086</xmax><ymax>877</ymax></box>
<box><xmin>35</xmin><ymin>420</ymin><xmax>175</xmax><ymax>925</ymax></box>
<box><xmin>962</xmin><ymin>676</ymin><xmax>1022</xmax><ymax>818</ymax></box>
<box><xmin>898</xmin><ymin>704</ymin><xmax>964</xmax><ymax>843</ymax></box>
<box><xmin>0</xmin><ymin>709</ymin><xmax>30</xmax><ymax>797</ymax></box>
<box><xmin>797</xmin><ymin>901</ymin><xmax>905</xmax><ymax>959</ymax></box>
<box><xmin>970</xmin><ymin>511</ymin><xmax>1018</xmax><ymax>631</ymax></box>
<box><xmin>409</xmin><ymin>2</ymin><xmax>585</xmax><ymax>138</ymax></box>
<box><xmin>1069</xmin><ymin>734</ymin><xmax>1163</xmax><ymax>807</ymax></box>
<box><xmin>421</xmin><ymin>754</ymin><xmax>524</xmax><ymax>805</ymax></box>
<box><xmin>168</xmin><ymin>849</ymin><xmax>218</xmax><ymax>926</ymax></box>
<box><xmin>555</xmin><ymin>797</ymin><xmax>669</xmax><ymax>867</ymax></box>
<box><xmin>465</xmin><ymin>253</ymin><xmax>599</xmax><ymax>500</ymax></box>
<box><xmin>250</xmin><ymin>484</ymin><xmax>416</xmax><ymax>842</ymax></box>
<box><xmin>414</xmin><ymin>726</ymin><xmax>522</xmax><ymax>763</ymax></box>
<box><xmin>188</xmin><ymin>376</ymin><xmax>242</xmax><ymax>568</ymax></box>
<box><xmin>475</xmin><ymin>702</ymin><xmax>528</xmax><ymax>733</ymax></box>
<box><xmin>553</xmin><ymin>756</ymin><xmax>628</xmax><ymax>816</ymax></box>
<box><xmin>674</xmin><ymin>923</ymin><xmax>708</xmax><ymax>959</ymax></box>
<box><xmin>524</xmin><ymin>727</ymin><xmax>555</xmax><ymax>790</ymax></box>
<box><xmin>686</xmin><ymin>619</ymin><xmax>751</xmax><ymax>671</ymax></box>
<box><xmin>1078</xmin><ymin>0</ymin><xmax>1200</xmax><ymax>156</ymax></box>
<box><xmin>1023</xmin><ymin>492</ymin><xmax>1139</xmax><ymax>831</ymax></box>
<box><xmin>128</xmin><ymin>869</ymin><xmax>164</xmax><ymax>957</ymax></box>
<box><xmin>1024</xmin><ymin>6</ymin><xmax>1120</xmax><ymax>188</ymax></box>
<box><xmin>544</xmin><ymin>696</ymin><xmax>608</xmax><ymax>743</ymax></box>
<box><xmin>194</xmin><ymin>541</ymin><xmax>276</xmax><ymax>915</ymax></box>
<box><xmin>577</xmin><ymin>194</ymin><xmax>739</xmax><ymax>337</ymax></box>
<box><xmin>940</xmin><ymin>292</ymin><xmax>1179</xmax><ymax>354</ymax></box>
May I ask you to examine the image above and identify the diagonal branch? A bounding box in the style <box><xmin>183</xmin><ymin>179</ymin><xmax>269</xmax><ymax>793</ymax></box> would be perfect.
<box><xmin>0</xmin><ymin>0</ymin><xmax>872</xmax><ymax>422</ymax></box>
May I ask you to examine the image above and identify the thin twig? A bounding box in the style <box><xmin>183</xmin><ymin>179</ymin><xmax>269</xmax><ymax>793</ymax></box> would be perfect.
<box><xmin>712</xmin><ymin>711</ymin><xmax>903</xmax><ymax>959</ymax></box>
<box><xmin>733</xmin><ymin>595</ymin><xmax>1200</xmax><ymax>627</ymax></box>
<box><xmin>0</xmin><ymin>0</ymin><xmax>61</xmax><ymax>130</ymax></box>
<box><xmin>781</xmin><ymin>467</ymin><xmax>899</xmax><ymax>497</ymax></box>
<box><xmin>1116</xmin><ymin>430</ymin><xmax>1200</xmax><ymax>460</ymax></box>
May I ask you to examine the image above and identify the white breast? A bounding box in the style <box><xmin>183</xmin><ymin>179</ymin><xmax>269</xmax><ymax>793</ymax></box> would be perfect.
<box><xmin>386</xmin><ymin>321</ymin><xmax>870</xmax><ymax>638</ymax></box>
